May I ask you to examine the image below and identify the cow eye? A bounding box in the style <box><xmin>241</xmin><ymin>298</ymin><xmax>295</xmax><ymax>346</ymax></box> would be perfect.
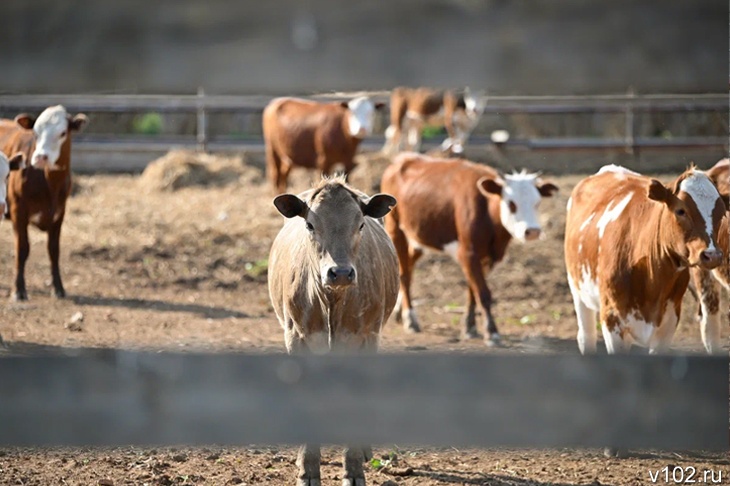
<box><xmin>60</xmin><ymin>131</ymin><xmax>67</xmax><ymax>138</ymax></box>
<box><xmin>508</xmin><ymin>201</ymin><xmax>517</xmax><ymax>213</ymax></box>
<box><xmin>359</xmin><ymin>222</ymin><xmax>365</xmax><ymax>231</ymax></box>
<box><xmin>305</xmin><ymin>221</ymin><xmax>314</xmax><ymax>232</ymax></box>
<box><xmin>675</xmin><ymin>208</ymin><xmax>686</xmax><ymax>217</ymax></box>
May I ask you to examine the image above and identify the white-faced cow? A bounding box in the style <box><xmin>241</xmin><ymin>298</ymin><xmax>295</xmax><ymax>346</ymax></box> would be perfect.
<box><xmin>381</xmin><ymin>152</ymin><xmax>558</xmax><ymax>346</ymax></box>
<box><xmin>382</xmin><ymin>87</ymin><xmax>485</xmax><ymax>156</ymax></box>
<box><xmin>263</xmin><ymin>96</ymin><xmax>384</xmax><ymax>195</ymax></box>
<box><xmin>690</xmin><ymin>158</ymin><xmax>729</xmax><ymax>353</ymax></box>
<box><xmin>0</xmin><ymin>105</ymin><xmax>88</xmax><ymax>300</ymax></box>
<box><xmin>565</xmin><ymin>165</ymin><xmax>725</xmax><ymax>355</ymax></box>
<box><xmin>268</xmin><ymin>175</ymin><xmax>398</xmax><ymax>486</ymax></box>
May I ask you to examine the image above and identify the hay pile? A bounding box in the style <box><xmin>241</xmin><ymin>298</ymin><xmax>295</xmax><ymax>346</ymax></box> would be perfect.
<box><xmin>138</xmin><ymin>150</ymin><xmax>263</xmax><ymax>192</ymax></box>
<box><xmin>350</xmin><ymin>151</ymin><xmax>395</xmax><ymax>193</ymax></box>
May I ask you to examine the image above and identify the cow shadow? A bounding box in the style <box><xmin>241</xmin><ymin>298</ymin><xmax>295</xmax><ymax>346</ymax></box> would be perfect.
<box><xmin>401</xmin><ymin>468</ymin><xmax>588</xmax><ymax>486</ymax></box>
<box><xmin>0</xmin><ymin>341</ymin><xmax>115</xmax><ymax>357</ymax></box>
<box><xmin>70</xmin><ymin>295</ymin><xmax>249</xmax><ymax>319</ymax></box>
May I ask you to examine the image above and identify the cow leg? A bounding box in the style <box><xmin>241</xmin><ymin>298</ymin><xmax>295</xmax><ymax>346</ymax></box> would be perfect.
<box><xmin>567</xmin><ymin>278</ymin><xmax>598</xmax><ymax>354</ymax></box>
<box><xmin>48</xmin><ymin>219</ymin><xmax>65</xmax><ymax>298</ymax></box>
<box><xmin>278</xmin><ymin>161</ymin><xmax>293</xmax><ymax>195</ymax></box>
<box><xmin>342</xmin><ymin>447</ymin><xmax>366</xmax><ymax>486</ymax></box>
<box><xmin>12</xmin><ymin>218</ymin><xmax>30</xmax><ymax>301</ymax></box>
<box><xmin>382</xmin><ymin>125</ymin><xmax>400</xmax><ymax>155</ymax></box>
<box><xmin>692</xmin><ymin>267</ymin><xmax>722</xmax><ymax>354</ymax></box>
<box><xmin>385</xmin><ymin>217</ymin><xmax>420</xmax><ymax>333</ymax></box>
<box><xmin>649</xmin><ymin>308</ymin><xmax>679</xmax><ymax>355</ymax></box>
<box><xmin>266</xmin><ymin>144</ymin><xmax>283</xmax><ymax>194</ymax></box>
<box><xmin>599</xmin><ymin>311</ymin><xmax>630</xmax><ymax>458</ymax></box>
<box><xmin>461</xmin><ymin>287</ymin><xmax>478</xmax><ymax>339</ymax></box>
<box><xmin>458</xmin><ymin>252</ymin><xmax>499</xmax><ymax>345</ymax></box>
<box><xmin>296</xmin><ymin>444</ymin><xmax>321</xmax><ymax>486</ymax></box>
<box><xmin>406</xmin><ymin>122</ymin><xmax>423</xmax><ymax>153</ymax></box>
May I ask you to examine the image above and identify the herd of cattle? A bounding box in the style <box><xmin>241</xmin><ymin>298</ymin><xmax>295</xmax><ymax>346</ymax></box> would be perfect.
<box><xmin>0</xmin><ymin>91</ymin><xmax>728</xmax><ymax>484</ymax></box>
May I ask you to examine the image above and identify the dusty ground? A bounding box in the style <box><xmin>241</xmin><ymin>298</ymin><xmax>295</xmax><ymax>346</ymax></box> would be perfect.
<box><xmin>0</xmin><ymin>151</ymin><xmax>727</xmax><ymax>485</ymax></box>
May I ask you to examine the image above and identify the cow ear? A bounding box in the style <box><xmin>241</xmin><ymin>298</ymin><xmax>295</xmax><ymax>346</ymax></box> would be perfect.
<box><xmin>374</xmin><ymin>102</ymin><xmax>386</xmax><ymax>110</ymax></box>
<box><xmin>273</xmin><ymin>194</ymin><xmax>307</xmax><ymax>218</ymax></box>
<box><xmin>8</xmin><ymin>153</ymin><xmax>25</xmax><ymax>171</ymax></box>
<box><xmin>477</xmin><ymin>176</ymin><xmax>502</xmax><ymax>197</ymax></box>
<box><xmin>14</xmin><ymin>114</ymin><xmax>34</xmax><ymax>129</ymax></box>
<box><xmin>537</xmin><ymin>181</ymin><xmax>559</xmax><ymax>197</ymax></box>
<box><xmin>69</xmin><ymin>114</ymin><xmax>88</xmax><ymax>133</ymax></box>
<box><xmin>362</xmin><ymin>194</ymin><xmax>396</xmax><ymax>218</ymax></box>
<box><xmin>647</xmin><ymin>179</ymin><xmax>672</xmax><ymax>203</ymax></box>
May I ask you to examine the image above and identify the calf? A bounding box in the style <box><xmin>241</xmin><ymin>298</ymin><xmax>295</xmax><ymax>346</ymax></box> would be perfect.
<box><xmin>382</xmin><ymin>87</ymin><xmax>485</xmax><ymax>155</ymax></box>
<box><xmin>268</xmin><ymin>175</ymin><xmax>398</xmax><ymax>486</ymax></box>
<box><xmin>565</xmin><ymin>165</ymin><xmax>724</xmax><ymax>355</ymax></box>
<box><xmin>381</xmin><ymin>152</ymin><xmax>558</xmax><ymax>345</ymax></box>
<box><xmin>690</xmin><ymin>158</ymin><xmax>729</xmax><ymax>353</ymax></box>
<box><xmin>262</xmin><ymin>96</ymin><xmax>384</xmax><ymax>194</ymax></box>
<box><xmin>0</xmin><ymin>105</ymin><xmax>88</xmax><ymax>300</ymax></box>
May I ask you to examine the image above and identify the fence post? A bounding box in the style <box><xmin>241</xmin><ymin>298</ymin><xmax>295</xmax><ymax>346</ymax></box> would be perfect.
<box><xmin>624</xmin><ymin>87</ymin><xmax>635</xmax><ymax>155</ymax></box>
<box><xmin>197</xmin><ymin>87</ymin><xmax>207</xmax><ymax>153</ymax></box>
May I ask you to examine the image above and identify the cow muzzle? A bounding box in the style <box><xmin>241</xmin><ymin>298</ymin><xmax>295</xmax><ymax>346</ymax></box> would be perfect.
<box><xmin>524</xmin><ymin>228</ymin><xmax>542</xmax><ymax>241</ymax></box>
<box><xmin>324</xmin><ymin>265</ymin><xmax>357</xmax><ymax>287</ymax></box>
<box><xmin>32</xmin><ymin>154</ymin><xmax>49</xmax><ymax>169</ymax></box>
<box><xmin>699</xmin><ymin>249</ymin><xmax>723</xmax><ymax>270</ymax></box>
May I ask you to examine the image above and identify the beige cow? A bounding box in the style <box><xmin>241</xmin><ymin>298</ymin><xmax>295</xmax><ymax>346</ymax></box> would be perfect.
<box><xmin>268</xmin><ymin>175</ymin><xmax>399</xmax><ymax>486</ymax></box>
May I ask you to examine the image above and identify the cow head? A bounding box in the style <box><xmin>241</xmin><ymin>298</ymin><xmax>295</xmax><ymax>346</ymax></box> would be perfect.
<box><xmin>647</xmin><ymin>168</ymin><xmax>725</xmax><ymax>270</ymax></box>
<box><xmin>0</xmin><ymin>152</ymin><xmax>25</xmax><ymax>219</ymax></box>
<box><xmin>463</xmin><ymin>87</ymin><xmax>487</xmax><ymax>121</ymax></box>
<box><xmin>477</xmin><ymin>170</ymin><xmax>558</xmax><ymax>243</ymax></box>
<box><xmin>274</xmin><ymin>177</ymin><xmax>396</xmax><ymax>289</ymax></box>
<box><xmin>341</xmin><ymin>96</ymin><xmax>385</xmax><ymax>138</ymax></box>
<box><xmin>15</xmin><ymin>105</ymin><xmax>88</xmax><ymax>169</ymax></box>
<box><xmin>447</xmin><ymin>88</ymin><xmax>486</xmax><ymax>154</ymax></box>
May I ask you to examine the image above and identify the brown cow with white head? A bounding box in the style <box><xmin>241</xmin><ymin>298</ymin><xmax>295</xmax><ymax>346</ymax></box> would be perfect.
<box><xmin>0</xmin><ymin>104</ymin><xmax>88</xmax><ymax>300</ymax></box>
<box><xmin>381</xmin><ymin>152</ymin><xmax>558</xmax><ymax>346</ymax></box>
<box><xmin>690</xmin><ymin>158</ymin><xmax>729</xmax><ymax>354</ymax></box>
<box><xmin>565</xmin><ymin>164</ymin><xmax>725</xmax><ymax>355</ymax></box>
<box><xmin>268</xmin><ymin>175</ymin><xmax>398</xmax><ymax>486</ymax></box>
<box><xmin>263</xmin><ymin>96</ymin><xmax>384</xmax><ymax>194</ymax></box>
<box><xmin>382</xmin><ymin>87</ymin><xmax>486</xmax><ymax>156</ymax></box>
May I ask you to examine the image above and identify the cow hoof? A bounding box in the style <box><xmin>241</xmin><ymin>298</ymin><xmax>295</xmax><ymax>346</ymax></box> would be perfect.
<box><xmin>342</xmin><ymin>478</ymin><xmax>366</xmax><ymax>486</ymax></box>
<box><xmin>11</xmin><ymin>291</ymin><xmax>28</xmax><ymax>302</ymax></box>
<box><xmin>603</xmin><ymin>447</ymin><xmax>628</xmax><ymax>458</ymax></box>
<box><xmin>485</xmin><ymin>333</ymin><xmax>503</xmax><ymax>347</ymax></box>
<box><xmin>297</xmin><ymin>478</ymin><xmax>321</xmax><ymax>486</ymax></box>
<box><xmin>53</xmin><ymin>288</ymin><xmax>66</xmax><ymax>299</ymax></box>
<box><xmin>461</xmin><ymin>328</ymin><xmax>480</xmax><ymax>340</ymax></box>
<box><xmin>362</xmin><ymin>446</ymin><xmax>373</xmax><ymax>462</ymax></box>
<box><xmin>404</xmin><ymin>322</ymin><xmax>420</xmax><ymax>334</ymax></box>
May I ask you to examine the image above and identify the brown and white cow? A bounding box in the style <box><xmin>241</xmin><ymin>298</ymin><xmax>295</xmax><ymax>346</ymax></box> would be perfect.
<box><xmin>382</xmin><ymin>87</ymin><xmax>485</xmax><ymax>156</ymax></box>
<box><xmin>381</xmin><ymin>152</ymin><xmax>558</xmax><ymax>345</ymax></box>
<box><xmin>690</xmin><ymin>158</ymin><xmax>729</xmax><ymax>353</ymax></box>
<box><xmin>268</xmin><ymin>175</ymin><xmax>398</xmax><ymax>486</ymax></box>
<box><xmin>0</xmin><ymin>105</ymin><xmax>88</xmax><ymax>301</ymax></box>
<box><xmin>565</xmin><ymin>164</ymin><xmax>725</xmax><ymax>355</ymax></box>
<box><xmin>262</xmin><ymin>96</ymin><xmax>384</xmax><ymax>194</ymax></box>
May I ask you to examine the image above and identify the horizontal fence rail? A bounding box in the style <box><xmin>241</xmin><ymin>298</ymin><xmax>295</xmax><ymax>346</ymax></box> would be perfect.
<box><xmin>0</xmin><ymin>352</ymin><xmax>726</xmax><ymax>450</ymax></box>
<box><xmin>0</xmin><ymin>93</ymin><xmax>726</xmax><ymax>163</ymax></box>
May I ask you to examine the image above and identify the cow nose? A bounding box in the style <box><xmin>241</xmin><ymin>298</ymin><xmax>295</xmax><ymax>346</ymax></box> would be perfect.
<box><xmin>33</xmin><ymin>154</ymin><xmax>49</xmax><ymax>168</ymax></box>
<box><xmin>525</xmin><ymin>228</ymin><xmax>541</xmax><ymax>241</ymax></box>
<box><xmin>699</xmin><ymin>249</ymin><xmax>723</xmax><ymax>269</ymax></box>
<box><xmin>326</xmin><ymin>266</ymin><xmax>356</xmax><ymax>287</ymax></box>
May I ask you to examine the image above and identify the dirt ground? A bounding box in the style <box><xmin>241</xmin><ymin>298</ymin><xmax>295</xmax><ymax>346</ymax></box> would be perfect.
<box><xmin>0</xmin><ymin>151</ymin><xmax>727</xmax><ymax>486</ymax></box>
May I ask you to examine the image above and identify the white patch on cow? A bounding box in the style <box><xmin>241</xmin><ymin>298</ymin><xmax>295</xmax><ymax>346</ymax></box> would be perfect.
<box><xmin>566</xmin><ymin>196</ymin><xmax>572</xmax><ymax>212</ymax></box>
<box><xmin>622</xmin><ymin>310</ymin><xmax>655</xmax><ymax>348</ymax></box>
<box><xmin>648</xmin><ymin>302</ymin><xmax>679</xmax><ymax>354</ymax></box>
<box><xmin>577</xmin><ymin>266</ymin><xmax>600</xmax><ymax>311</ymax></box>
<box><xmin>0</xmin><ymin>153</ymin><xmax>10</xmax><ymax>218</ymax></box>
<box><xmin>31</xmin><ymin>105</ymin><xmax>69</xmax><ymax>168</ymax></box>
<box><xmin>596</xmin><ymin>193</ymin><xmax>633</xmax><ymax>239</ymax></box>
<box><xmin>579</xmin><ymin>213</ymin><xmax>595</xmax><ymax>232</ymax></box>
<box><xmin>596</xmin><ymin>164</ymin><xmax>640</xmax><ymax>176</ymax></box>
<box><xmin>578</xmin><ymin>242</ymin><xmax>583</xmax><ymax>254</ymax></box>
<box><xmin>498</xmin><ymin>171</ymin><xmax>545</xmax><ymax>243</ymax></box>
<box><xmin>442</xmin><ymin>241</ymin><xmax>459</xmax><ymax>261</ymax></box>
<box><xmin>679</xmin><ymin>171</ymin><xmax>722</xmax><ymax>250</ymax></box>
<box><xmin>601</xmin><ymin>323</ymin><xmax>628</xmax><ymax>354</ymax></box>
<box><xmin>346</xmin><ymin>97</ymin><xmax>377</xmax><ymax>138</ymax></box>
<box><xmin>463</xmin><ymin>90</ymin><xmax>486</xmax><ymax>120</ymax></box>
